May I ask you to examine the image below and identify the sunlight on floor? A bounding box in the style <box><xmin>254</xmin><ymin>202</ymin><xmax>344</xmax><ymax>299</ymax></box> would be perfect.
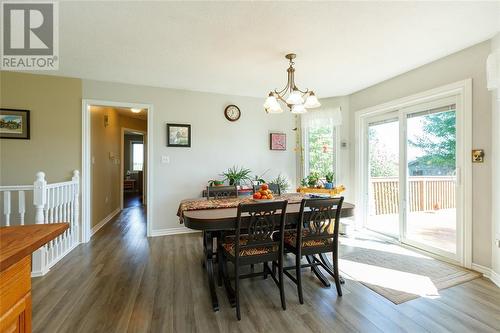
<box><xmin>341</xmin><ymin>235</ymin><xmax>432</xmax><ymax>260</ymax></box>
<box><xmin>340</xmin><ymin>259</ymin><xmax>440</xmax><ymax>298</ymax></box>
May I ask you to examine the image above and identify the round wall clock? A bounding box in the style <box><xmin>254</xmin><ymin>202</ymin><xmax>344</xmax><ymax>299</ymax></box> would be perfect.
<box><xmin>224</xmin><ymin>105</ymin><xmax>241</xmax><ymax>122</ymax></box>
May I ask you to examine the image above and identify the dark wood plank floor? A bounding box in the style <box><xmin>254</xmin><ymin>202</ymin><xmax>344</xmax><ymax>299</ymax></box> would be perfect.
<box><xmin>32</xmin><ymin>206</ymin><xmax>500</xmax><ymax>333</ymax></box>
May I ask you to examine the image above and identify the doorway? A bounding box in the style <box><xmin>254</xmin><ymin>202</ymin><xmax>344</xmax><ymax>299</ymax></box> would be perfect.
<box><xmin>121</xmin><ymin>129</ymin><xmax>147</xmax><ymax>209</ymax></box>
<box><xmin>82</xmin><ymin>99</ymin><xmax>153</xmax><ymax>241</ymax></box>
<box><xmin>356</xmin><ymin>80</ymin><xmax>472</xmax><ymax>266</ymax></box>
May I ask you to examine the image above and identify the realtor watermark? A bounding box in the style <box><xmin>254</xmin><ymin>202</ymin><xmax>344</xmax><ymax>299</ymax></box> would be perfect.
<box><xmin>1</xmin><ymin>1</ymin><xmax>58</xmax><ymax>70</ymax></box>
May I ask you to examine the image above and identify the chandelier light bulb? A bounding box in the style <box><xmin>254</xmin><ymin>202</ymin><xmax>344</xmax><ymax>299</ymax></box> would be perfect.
<box><xmin>264</xmin><ymin>93</ymin><xmax>279</xmax><ymax>109</ymax></box>
<box><xmin>267</xmin><ymin>102</ymin><xmax>283</xmax><ymax>114</ymax></box>
<box><xmin>285</xmin><ymin>89</ymin><xmax>304</xmax><ymax>105</ymax></box>
<box><xmin>304</xmin><ymin>92</ymin><xmax>321</xmax><ymax>108</ymax></box>
<box><xmin>291</xmin><ymin>104</ymin><xmax>307</xmax><ymax>114</ymax></box>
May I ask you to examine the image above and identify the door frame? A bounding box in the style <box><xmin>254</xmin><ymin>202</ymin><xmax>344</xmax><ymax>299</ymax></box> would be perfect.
<box><xmin>120</xmin><ymin>128</ymin><xmax>147</xmax><ymax>210</ymax></box>
<box><xmin>355</xmin><ymin>79</ymin><xmax>472</xmax><ymax>267</ymax></box>
<box><xmin>82</xmin><ymin>99</ymin><xmax>154</xmax><ymax>242</ymax></box>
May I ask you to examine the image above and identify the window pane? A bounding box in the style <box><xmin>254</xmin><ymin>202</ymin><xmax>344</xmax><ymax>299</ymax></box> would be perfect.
<box><xmin>132</xmin><ymin>143</ymin><xmax>143</xmax><ymax>171</ymax></box>
<box><xmin>307</xmin><ymin>125</ymin><xmax>336</xmax><ymax>177</ymax></box>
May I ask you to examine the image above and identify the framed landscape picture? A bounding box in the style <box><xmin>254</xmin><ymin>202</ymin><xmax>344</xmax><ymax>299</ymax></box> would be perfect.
<box><xmin>270</xmin><ymin>132</ymin><xmax>286</xmax><ymax>150</ymax></box>
<box><xmin>0</xmin><ymin>108</ymin><xmax>30</xmax><ymax>140</ymax></box>
<box><xmin>167</xmin><ymin>123</ymin><xmax>191</xmax><ymax>147</ymax></box>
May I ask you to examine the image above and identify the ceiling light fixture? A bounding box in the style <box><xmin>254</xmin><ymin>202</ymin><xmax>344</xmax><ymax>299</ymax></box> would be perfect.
<box><xmin>131</xmin><ymin>108</ymin><xmax>142</xmax><ymax>113</ymax></box>
<box><xmin>264</xmin><ymin>53</ymin><xmax>321</xmax><ymax>114</ymax></box>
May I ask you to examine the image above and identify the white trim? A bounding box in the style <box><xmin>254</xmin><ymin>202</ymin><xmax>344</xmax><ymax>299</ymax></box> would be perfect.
<box><xmin>82</xmin><ymin>99</ymin><xmax>154</xmax><ymax>241</ymax></box>
<box><xmin>91</xmin><ymin>207</ymin><xmax>121</xmax><ymax>236</ymax></box>
<box><xmin>354</xmin><ymin>79</ymin><xmax>473</xmax><ymax>268</ymax></box>
<box><xmin>150</xmin><ymin>227</ymin><xmax>201</xmax><ymax>237</ymax></box>
<box><xmin>471</xmin><ymin>263</ymin><xmax>500</xmax><ymax>288</ymax></box>
<box><xmin>120</xmin><ymin>127</ymin><xmax>147</xmax><ymax>210</ymax></box>
<box><xmin>492</xmin><ymin>270</ymin><xmax>500</xmax><ymax>287</ymax></box>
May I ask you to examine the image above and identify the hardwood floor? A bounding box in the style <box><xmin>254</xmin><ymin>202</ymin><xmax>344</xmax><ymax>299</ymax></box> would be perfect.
<box><xmin>32</xmin><ymin>206</ymin><xmax>500</xmax><ymax>333</ymax></box>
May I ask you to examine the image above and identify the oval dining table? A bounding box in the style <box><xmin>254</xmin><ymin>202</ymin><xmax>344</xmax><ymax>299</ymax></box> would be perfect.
<box><xmin>179</xmin><ymin>197</ymin><xmax>355</xmax><ymax>312</ymax></box>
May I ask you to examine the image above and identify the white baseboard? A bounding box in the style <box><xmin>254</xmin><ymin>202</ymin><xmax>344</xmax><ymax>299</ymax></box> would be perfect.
<box><xmin>491</xmin><ymin>270</ymin><xmax>500</xmax><ymax>287</ymax></box>
<box><xmin>472</xmin><ymin>263</ymin><xmax>500</xmax><ymax>288</ymax></box>
<box><xmin>91</xmin><ymin>207</ymin><xmax>121</xmax><ymax>237</ymax></box>
<box><xmin>150</xmin><ymin>226</ymin><xmax>201</xmax><ymax>237</ymax></box>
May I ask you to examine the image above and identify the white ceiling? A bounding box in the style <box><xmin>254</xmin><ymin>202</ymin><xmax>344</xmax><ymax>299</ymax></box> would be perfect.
<box><xmin>55</xmin><ymin>1</ymin><xmax>499</xmax><ymax>98</ymax></box>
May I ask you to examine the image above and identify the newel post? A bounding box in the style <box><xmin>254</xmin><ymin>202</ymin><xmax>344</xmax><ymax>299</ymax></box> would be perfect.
<box><xmin>33</xmin><ymin>172</ymin><xmax>47</xmax><ymax>224</ymax></box>
<box><xmin>32</xmin><ymin>171</ymin><xmax>48</xmax><ymax>276</ymax></box>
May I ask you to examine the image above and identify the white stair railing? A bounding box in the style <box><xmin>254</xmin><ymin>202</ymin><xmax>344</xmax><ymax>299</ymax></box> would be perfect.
<box><xmin>0</xmin><ymin>170</ymin><xmax>80</xmax><ymax>276</ymax></box>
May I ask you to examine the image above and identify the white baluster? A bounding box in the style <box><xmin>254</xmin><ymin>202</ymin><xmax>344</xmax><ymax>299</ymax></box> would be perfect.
<box><xmin>33</xmin><ymin>172</ymin><xmax>47</xmax><ymax>224</ymax></box>
<box><xmin>18</xmin><ymin>191</ymin><xmax>25</xmax><ymax>225</ymax></box>
<box><xmin>72</xmin><ymin>170</ymin><xmax>80</xmax><ymax>243</ymax></box>
<box><xmin>3</xmin><ymin>191</ymin><xmax>11</xmax><ymax>226</ymax></box>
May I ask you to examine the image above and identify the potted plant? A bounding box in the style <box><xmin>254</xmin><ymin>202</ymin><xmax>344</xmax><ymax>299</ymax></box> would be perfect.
<box><xmin>300</xmin><ymin>178</ymin><xmax>308</xmax><ymax>187</ymax></box>
<box><xmin>324</xmin><ymin>171</ymin><xmax>335</xmax><ymax>189</ymax></box>
<box><xmin>251</xmin><ymin>169</ymin><xmax>269</xmax><ymax>186</ymax></box>
<box><xmin>307</xmin><ymin>172</ymin><xmax>320</xmax><ymax>188</ymax></box>
<box><xmin>221</xmin><ymin>166</ymin><xmax>252</xmax><ymax>186</ymax></box>
<box><xmin>270</xmin><ymin>173</ymin><xmax>290</xmax><ymax>193</ymax></box>
<box><xmin>208</xmin><ymin>179</ymin><xmax>224</xmax><ymax>187</ymax></box>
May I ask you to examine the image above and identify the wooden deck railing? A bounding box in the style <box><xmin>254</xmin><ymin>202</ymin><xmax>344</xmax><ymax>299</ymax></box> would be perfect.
<box><xmin>371</xmin><ymin>176</ymin><xmax>456</xmax><ymax>215</ymax></box>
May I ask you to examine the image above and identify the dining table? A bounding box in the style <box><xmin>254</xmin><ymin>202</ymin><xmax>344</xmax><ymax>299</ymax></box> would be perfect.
<box><xmin>177</xmin><ymin>193</ymin><xmax>355</xmax><ymax>312</ymax></box>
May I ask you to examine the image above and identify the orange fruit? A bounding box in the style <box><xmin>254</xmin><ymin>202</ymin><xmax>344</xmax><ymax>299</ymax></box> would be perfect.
<box><xmin>253</xmin><ymin>192</ymin><xmax>262</xmax><ymax>199</ymax></box>
<box><xmin>261</xmin><ymin>184</ymin><xmax>269</xmax><ymax>191</ymax></box>
<box><xmin>261</xmin><ymin>195</ymin><xmax>268</xmax><ymax>200</ymax></box>
<box><xmin>268</xmin><ymin>194</ymin><xmax>273</xmax><ymax>199</ymax></box>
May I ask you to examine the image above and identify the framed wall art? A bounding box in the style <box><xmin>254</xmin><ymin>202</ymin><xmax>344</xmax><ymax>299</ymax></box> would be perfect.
<box><xmin>0</xmin><ymin>108</ymin><xmax>30</xmax><ymax>140</ymax></box>
<box><xmin>270</xmin><ymin>132</ymin><xmax>286</xmax><ymax>151</ymax></box>
<box><xmin>167</xmin><ymin>123</ymin><xmax>191</xmax><ymax>147</ymax></box>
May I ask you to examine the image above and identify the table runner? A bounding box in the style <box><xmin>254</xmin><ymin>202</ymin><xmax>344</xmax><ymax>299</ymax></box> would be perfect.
<box><xmin>177</xmin><ymin>192</ymin><xmax>307</xmax><ymax>223</ymax></box>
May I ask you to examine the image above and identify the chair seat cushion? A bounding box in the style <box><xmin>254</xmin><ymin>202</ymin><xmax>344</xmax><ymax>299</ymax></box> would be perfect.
<box><xmin>283</xmin><ymin>230</ymin><xmax>332</xmax><ymax>248</ymax></box>
<box><xmin>222</xmin><ymin>236</ymin><xmax>277</xmax><ymax>257</ymax></box>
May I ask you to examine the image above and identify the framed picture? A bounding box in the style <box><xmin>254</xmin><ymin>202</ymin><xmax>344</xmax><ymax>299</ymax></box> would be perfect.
<box><xmin>167</xmin><ymin>123</ymin><xmax>191</xmax><ymax>147</ymax></box>
<box><xmin>270</xmin><ymin>132</ymin><xmax>286</xmax><ymax>151</ymax></box>
<box><xmin>0</xmin><ymin>108</ymin><xmax>30</xmax><ymax>140</ymax></box>
<box><xmin>472</xmin><ymin>149</ymin><xmax>484</xmax><ymax>163</ymax></box>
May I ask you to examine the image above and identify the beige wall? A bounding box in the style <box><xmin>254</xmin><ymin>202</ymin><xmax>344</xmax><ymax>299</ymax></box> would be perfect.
<box><xmin>349</xmin><ymin>40</ymin><xmax>493</xmax><ymax>267</ymax></box>
<box><xmin>83</xmin><ymin>79</ymin><xmax>297</xmax><ymax>233</ymax></box>
<box><xmin>0</xmin><ymin>71</ymin><xmax>82</xmax><ymax>184</ymax></box>
<box><xmin>90</xmin><ymin>106</ymin><xmax>146</xmax><ymax>227</ymax></box>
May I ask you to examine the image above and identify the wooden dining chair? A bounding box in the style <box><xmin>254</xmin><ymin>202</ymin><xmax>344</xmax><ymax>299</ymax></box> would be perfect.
<box><xmin>206</xmin><ymin>185</ymin><xmax>238</xmax><ymax>200</ymax></box>
<box><xmin>279</xmin><ymin>197</ymin><xmax>344</xmax><ymax>303</ymax></box>
<box><xmin>220</xmin><ymin>200</ymin><xmax>288</xmax><ymax>320</ymax></box>
<box><xmin>252</xmin><ymin>183</ymin><xmax>281</xmax><ymax>195</ymax></box>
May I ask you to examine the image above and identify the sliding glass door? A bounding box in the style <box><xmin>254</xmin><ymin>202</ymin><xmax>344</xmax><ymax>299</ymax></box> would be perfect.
<box><xmin>363</xmin><ymin>97</ymin><xmax>461</xmax><ymax>261</ymax></box>
<box><xmin>403</xmin><ymin>103</ymin><xmax>458</xmax><ymax>257</ymax></box>
<box><xmin>366</xmin><ymin>115</ymin><xmax>400</xmax><ymax>238</ymax></box>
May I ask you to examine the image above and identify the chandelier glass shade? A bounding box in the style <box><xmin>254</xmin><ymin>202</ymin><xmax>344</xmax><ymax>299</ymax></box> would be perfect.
<box><xmin>264</xmin><ymin>53</ymin><xmax>321</xmax><ymax>114</ymax></box>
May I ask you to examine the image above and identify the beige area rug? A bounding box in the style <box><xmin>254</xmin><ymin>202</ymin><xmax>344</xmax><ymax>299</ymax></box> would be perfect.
<box><xmin>339</xmin><ymin>237</ymin><xmax>481</xmax><ymax>304</ymax></box>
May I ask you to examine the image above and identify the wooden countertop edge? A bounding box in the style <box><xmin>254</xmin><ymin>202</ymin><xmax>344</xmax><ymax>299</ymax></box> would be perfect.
<box><xmin>0</xmin><ymin>223</ymin><xmax>69</xmax><ymax>272</ymax></box>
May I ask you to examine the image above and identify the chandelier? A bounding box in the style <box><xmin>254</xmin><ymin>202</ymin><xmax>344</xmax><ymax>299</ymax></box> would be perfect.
<box><xmin>264</xmin><ymin>53</ymin><xmax>321</xmax><ymax>114</ymax></box>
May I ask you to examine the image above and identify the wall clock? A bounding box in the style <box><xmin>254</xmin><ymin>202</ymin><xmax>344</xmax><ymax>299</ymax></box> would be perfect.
<box><xmin>224</xmin><ymin>105</ymin><xmax>241</xmax><ymax>122</ymax></box>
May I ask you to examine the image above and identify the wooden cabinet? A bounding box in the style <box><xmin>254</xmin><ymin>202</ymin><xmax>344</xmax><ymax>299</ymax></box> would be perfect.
<box><xmin>0</xmin><ymin>224</ymin><xmax>68</xmax><ymax>333</ymax></box>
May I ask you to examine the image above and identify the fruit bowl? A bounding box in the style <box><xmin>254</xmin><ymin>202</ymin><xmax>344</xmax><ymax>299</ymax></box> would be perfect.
<box><xmin>252</xmin><ymin>198</ymin><xmax>274</xmax><ymax>203</ymax></box>
<box><xmin>252</xmin><ymin>184</ymin><xmax>274</xmax><ymax>201</ymax></box>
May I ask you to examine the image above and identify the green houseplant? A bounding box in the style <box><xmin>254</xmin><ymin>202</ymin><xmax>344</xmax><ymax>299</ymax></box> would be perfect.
<box><xmin>208</xmin><ymin>179</ymin><xmax>224</xmax><ymax>187</ymax></box>
<box><xmin>324</xmin><ymin>171</ymin><xmax>335</xmax><ymax>189</ymax></box>
<box><xmin>269</xmin><ymin>173</ymin><xmax>290</xmax><ymax>193</ymax></box>
<box><xmin>307</xmin><ymin>172</ymin><xmax>320</xmax><ymax>188</ymax></box>
<box><xmin>221</xmin><ymin>166</ymin><xmax>252</xmax><ymax>186</ymax></box>
<box><xmin>300</xmin><ymin>178</ymin><xmax>308</xmax><ymax>187</ymax></box>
